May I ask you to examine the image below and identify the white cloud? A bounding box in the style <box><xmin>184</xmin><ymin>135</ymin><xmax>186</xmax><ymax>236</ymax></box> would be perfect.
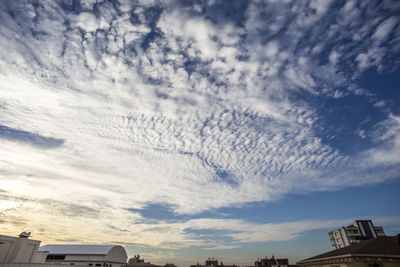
<box><xmin>374</xmin><ymin>100</ymin><xmax>386</xmax><ymax>108</ymax></box>
<box><xmin>71</xmin><ymin>12</ymin><xmax>108</xmax><ymax>32</ymax></box>
<box><xmin>372</xmin><ymin>16</ymin><xmax>398</xmax><ymax>44</ymax></box>
<box><xmin>329</xmin><ymin>51</ymin><xmax>340</xmax><ymax>65</ymax></box>
<box><xmin>365</xmin><ymin>114</ymin><xmax>400</xmax><ymax>165</ymax></box>
<box><xmin>357</xmin><ymin>130</ymin><xmax>366</xmax><ymax>139</ymax></box>
<box><xmin>333</xmin><ymin>90</ymin><xmax>346</xmax><ymax>98</ymax></box>
<box><xmin>158</xmin><ymin>10</ymin><xmax>218</xmax><ymax>59</ymax></box>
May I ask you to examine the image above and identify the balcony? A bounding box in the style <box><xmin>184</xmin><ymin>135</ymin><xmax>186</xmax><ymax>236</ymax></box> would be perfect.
<box><xmin>347</xmin><ymin>232</ymin><xmax>360</xmax><ymax>236</ymax></box>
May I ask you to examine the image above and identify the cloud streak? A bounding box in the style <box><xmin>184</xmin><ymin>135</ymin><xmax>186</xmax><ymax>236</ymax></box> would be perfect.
<box><xmin>2</xmin><ymin>190</ymin><xmax>400</xmax><ymax>248</ymax></box>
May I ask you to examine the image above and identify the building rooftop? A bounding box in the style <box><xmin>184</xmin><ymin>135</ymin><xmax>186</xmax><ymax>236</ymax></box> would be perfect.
<box><xmin>39</xmin><ymin>245</ymin><xmax>118</xmax><ymax>255</ymax></box>
<box><xmin>127</xmin><ymin>263</ymin><xmax>161</xmax><ymax>267</ymax></box>
<box><xmin>0</xmin><ymin>234</ymin><xmax>41</xmax><ymax>242</ymax></box>
<box><xmin>298</xmin><ymin>235</ymin><xmax>400</xmax><ymax>264</ymax></box>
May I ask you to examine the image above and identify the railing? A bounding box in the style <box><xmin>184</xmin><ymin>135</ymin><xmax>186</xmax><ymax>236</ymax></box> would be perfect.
<box><xmin>347</xmin><ymin>232</ymin><xmax>360</xmax><ymax>236</ymax></box>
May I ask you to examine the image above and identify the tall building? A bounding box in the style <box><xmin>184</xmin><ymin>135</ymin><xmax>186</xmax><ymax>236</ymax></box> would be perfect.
<box><xmin>329</xmin><ymin>220</ymin><xmax>386</xmax><ymax>249</ymax></box>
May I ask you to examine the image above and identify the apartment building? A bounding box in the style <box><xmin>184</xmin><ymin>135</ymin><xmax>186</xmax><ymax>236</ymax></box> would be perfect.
<box><xmin>329</xmin><ymin>220</ymin><xmax>386</xmax><ymax>249</ymax></box>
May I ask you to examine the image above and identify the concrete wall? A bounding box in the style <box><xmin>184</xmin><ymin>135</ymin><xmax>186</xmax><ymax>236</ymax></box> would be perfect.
<box><xmin>64</xmin><ymin>256</ymin><xmax>105</xmax><ymax>262</ymax></box>
<box><xmin>0</xmin><ymin>235</ymin><xmax>43</xmax><ymax>264</ymax></box>
<box><xmin>31</xmin><ymin>254</ymin><xmax>48</xmax><ymax>264</ymax></box>
<box><xmin>0</xmin><ymin>237</ymin><xmax>15</xmax><ymax>262</ymax></box>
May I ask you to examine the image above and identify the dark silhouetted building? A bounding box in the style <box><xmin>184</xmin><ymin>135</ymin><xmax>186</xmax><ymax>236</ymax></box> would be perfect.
<box><xmin>127</xmin><ymin>255</ymin><xmax>161</xmax><ymax>267</ymax></box>
<box><xmin>255</xmin><ymin>256</ymin><xmax>296</xmax><ymax>267</ymax></box>
<box><xmin>191</xmin><ymin>258</ymin><xmax>237</xmax><ymax>267</ymax></box>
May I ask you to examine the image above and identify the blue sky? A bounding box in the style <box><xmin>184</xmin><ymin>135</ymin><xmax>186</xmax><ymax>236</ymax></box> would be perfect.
<box><xmin>0</xmin><ymin>0</ymin><xmax>399</xmax><ymax>266</ymax></box>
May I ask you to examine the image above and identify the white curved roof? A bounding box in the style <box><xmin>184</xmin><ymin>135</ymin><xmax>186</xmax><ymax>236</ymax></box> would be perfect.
<box><xmin>39</xmin><ymin>245</ymin><xmax>117</xmax><ymax>255</ymax></box>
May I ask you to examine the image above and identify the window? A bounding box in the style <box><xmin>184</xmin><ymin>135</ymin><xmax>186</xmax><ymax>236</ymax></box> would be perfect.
<box><xmin>89</xmin><ymin>264</ymin><xmax>93</xmax><ymax>266</ymax></box>
<box><xmin>95</xmin><ymin>264</ymin><xmax>101</xmax><ymax>266</ymax></box>
<box><xmin>46</xmin><ymin>255</ymin><xmax>66</xmax><ymax>261</ymax></box>
<box><xmin>361</xmin><ymin>221</ymin><xmax>374</xmax><ymax>238</ymax></box>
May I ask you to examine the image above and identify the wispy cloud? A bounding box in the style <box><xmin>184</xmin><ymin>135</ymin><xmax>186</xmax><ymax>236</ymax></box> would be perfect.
<box><xmin>203</xmin><ymin>245</ymin><xmax>240</xmax><ymax>250</ymax></box>
<box><xmin>2</xmin><ymin>190</ymin><xmax>399</xmax><ymax>248</ymax></box>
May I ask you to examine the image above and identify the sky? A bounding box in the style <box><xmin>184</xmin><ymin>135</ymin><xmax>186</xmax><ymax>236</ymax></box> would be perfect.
<box><xmin>0</xmin><ymin>0</ymin><xmax>400</xmax><ymax>266</ymax></box>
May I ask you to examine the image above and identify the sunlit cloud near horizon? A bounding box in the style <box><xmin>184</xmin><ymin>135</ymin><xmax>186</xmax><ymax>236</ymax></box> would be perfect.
<box><xmin>1</xmin><ymin>0</ymin><xmax>400</xmax><ymax>265</ymax></box>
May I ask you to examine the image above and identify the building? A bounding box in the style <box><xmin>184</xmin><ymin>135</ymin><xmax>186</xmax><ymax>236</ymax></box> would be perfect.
<box><xmin>0</xmin><ymin>232</ymin><xmax>47</xmax><ymax>264</ymax></box>
<box><xmin>38</xmin><ymin>245</ymin><xmax>128</xmax><ymax>267</ymax></box>
<box><xmin>255</xmin><ymin>256</ymin><xmax>298</xmax><ymax>267</ymax></box>
<box><xmin>329</xmin><ymin>220</ymin><xmax>386</xmax><ymax>249</ymax></box>
<box><xmin>297</xmin><ymin>235</ymin><xmax>400</xmax><ymax>267</ymax></box>
<box><xmin>190</xmin><ymin>258</ymin><xmax>237</xmax><ymax>267</ymax></box>
<box><xmin>127</xmin><ymin>255</ymin><xmax>161</xmax><ymax>267</ymax></box>
<box><xmin>128</xmin><ymin>256</ymin><xmax>145</xmax><ymax>264</ymax></box>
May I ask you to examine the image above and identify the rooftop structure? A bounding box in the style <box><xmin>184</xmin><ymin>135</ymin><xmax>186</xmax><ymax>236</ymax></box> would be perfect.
<box><xmin>38</xmin><ymin>244</ymin><xmax>128</xmax><ymax>267</ymax></box>
<box><xmin>255</xmin><ymin>256</ymin><xmax>298</xmax><ymax>267</ymax></box>
<box><xmin>191</xmin><ymin>258</ymin><xmax>237</xmax><ymax>267</ymax></box>
<box><xmin>297</xmin><ymin>235</ymin><xmax>400</xmax><ymax>267</ymax></box>
<box><xmin>329</xmin><ymin>220</ymin><xmax>386</xmax><ymax>249</ymax></box>
<box><xmin>0</xmin><ymin>232</ymin><xmax>47</xmax><ymax>264</ymax></box>
<box><xmin>127</xmin><ymin>255</ymin><xmax>161</xmax><ymax>267</ymax></box>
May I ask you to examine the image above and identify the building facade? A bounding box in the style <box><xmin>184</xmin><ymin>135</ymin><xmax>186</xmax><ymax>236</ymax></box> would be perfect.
<box><xmin>38</xmin><ymin>245</ymin><xmax>128</xmax><ymax>267</ymax></box>
<box><xmin>329</xmin><ymin>220</ymin><xmax>386</xmax><ymax>249</ymax></box>
<box><xmin>191</xmin><ymin>258</ymin><xmax>237</xmax><ymax>267</ymax></box>
<box><xmin>0</xmin><ymin>232</ymin><xmax>47</xmax><ymax>264</ymax></box>
<box><xmin>297</xmin><ymin>235</ymin><xmax>400</xmax><ymax>267</ymax></box>
<box><xmin>127</xmin><ymin>255</ymin><xmax>161</xmax><ymax>267</ymax></box>
<box><xmin>255</xmin><ymin>256</ymin><xmax>289</xmax><ymax>267</ymax></box>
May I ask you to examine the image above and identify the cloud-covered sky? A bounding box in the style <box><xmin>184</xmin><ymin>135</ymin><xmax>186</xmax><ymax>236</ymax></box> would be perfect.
<box><xmin>1</xmin><ymin>0</ymin><xmax>399</xmax><ymax>265</ymax></box>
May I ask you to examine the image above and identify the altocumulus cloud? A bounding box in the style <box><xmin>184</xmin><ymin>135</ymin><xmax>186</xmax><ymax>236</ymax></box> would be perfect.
<box><xmin>0</xmin><ymin>0</ymin><xmax>400</xmax><ymax>247</ymax></box>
